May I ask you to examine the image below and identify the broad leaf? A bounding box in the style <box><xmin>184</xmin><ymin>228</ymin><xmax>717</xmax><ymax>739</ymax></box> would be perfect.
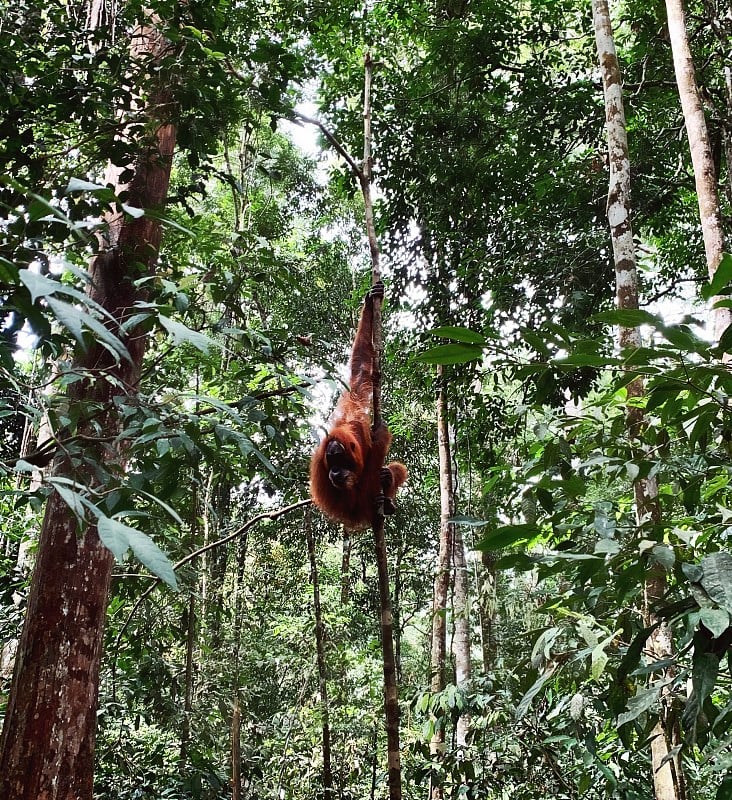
<box><xmin>415</xmin><ymin>343</ymin><xmax>483</xmax><ymax>365</ymax></box>
<box><xmin>699</xmin><ymin>609</ymin><xmax>730</xmax><ymax>639</ymax></box>
<box><xmin>684</xmin><ymin>650</ymin><xmax>720</xmax><ymax>731</ymax></box>
<box><xmin>593</xmin><ymin>502</ymin><xmax>615</xmax><ymax>537</ymax></box>
<box><xmin>50</xmin><ymin>482</ymin><xmax>89</xmax><ymax>527</ymax></box>
<box><xmin>448</xmin><ymin>514</ymin><xmax>490</xmax><ymax>528</ymax></box>
<box><xmin>661</xmin><ymin>325</ymin><xmax>708</xmax><ymax>355</ymax></box>
<box><xmin>121</xmin><ymin>203</ymin><xmax>145</xmax><ymax>219</ymax></box>
<box><xmin>700</xmin><ymin>552</ymin><xmax>732</xmax><ymax>613</ymax></box>
<box><xmin>429</xmin><ymin>326</ymin><xmax>488</xmax><ymax>344</ymax></box>
<box><xmin>46</xmin><ymin>296</ymin><xmax>130</xmax><ymax>362</ymax></box>
<box><xmin>159</xmin><ymin>315</ymin><xmax>217</xmax><ymax>354</ymax></box>
<box><xmin>701</xmin><ymin>252</ymin><xmax>732</xmax><ymax>300</ymax></box>
<box><xmin>651</xmin><ymin>544</ymin><xmax>676</xmax><ymax>571</ymax></box>
<box><xmin>65</xmin><ymin>177</ymin><xmax>106</xmax><ymax>192</ymax></box>
<box><xmin>516</xmin><ymin>666</ymin><xmax>556</xmax><ymax>719</ymax></box>
<box><xmin>19</xmin><ymin>269</ymin><xmax>68</xmax><ymax>304</ymax></box>
<box><xmin>591</xmin><ymin>642</ymin><xmax>609</xmax><ymax>681</ymax></box>
<box><xmin>617</xmin><ymin>684</ymin><xmax>661</xmax><ymax>727</ymax></box>
<box><xmin>475</xmin><ymin>523</ymin><xmax>540</xmax><ymax>551</ymax></box>
<box><xmin>97</xmin><ymin>516</ymin><xmax>177</xmax><ymax>589</ymax></box>
<box><xmin>555</xmin><ymin>353</ymin><xmax>619</xmax><ymax>368</ymax></box>
<box><xmin>593</xmin><ymin>309</ymin><xmax>663</xmax><ymax>328</ymax></box>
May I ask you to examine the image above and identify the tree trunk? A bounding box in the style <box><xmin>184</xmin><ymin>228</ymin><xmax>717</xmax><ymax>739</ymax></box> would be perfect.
<box><xmin>452</xmin><ymin>522</ymin><xmax>470</xmax><ymax>750</ymax></box>
<box><xmin>179</xmin><ymin>592</ymin><xmax>197</xmax><ymax>764</ymax></box>
<box><xmin>664</xmin><ymin>0</ymin><xmax>730</xmax><ymax>340</ymax></box>
<box><xmin>724</xmin><ymin>66</ymin><xmax>732</xmax><ymax>208</ymax></box>
<box><xmin>305</xmin><ymin>510</ymin><xmax>334</xmax><ymax>799</ymax></box>
<box><xmin>341</xmin><ymin>530</ymin><xmax>352</xmax><ymax>604</ymax></box>
<box><xmin>478</xmin><ymin>550</ymin><xmax>497</xmax><ymax>674</ymax></box>
<box><xmin>358</xmin><ymin>51</ymin><xmax>401</xmax><ymax>800</ymax></box>
<box><xmin>0</xmin><ymin>19</ymin><xmax>176</xmax><ymax>800</ymax></box>
<box><xmin>373</xmin><ymin>518</ymin><xmax>402</xmax><ymax>800</ymax></box>
<box><xmin>202</xmin><ymin>476</ymin><xmax>232</xmax><ymax>649</ymax></box>
<box><xmin>592</xmin><ymin>3</ymin><xmax>685</xmax><ymax>799</ymax></box>
<box><xmin>231</xmin><ymin>697</ymin><xmax>241</xmax><ymax>800</ymax></box>
<box><xmin>393</xmin><ymin>538</ymin><xmax>404</xmax><ymax>683</ymax></box>
<box><xmin>428</xmin><ymin>366</ymin><xmax>455</xmax><ymax>799</ymax></box>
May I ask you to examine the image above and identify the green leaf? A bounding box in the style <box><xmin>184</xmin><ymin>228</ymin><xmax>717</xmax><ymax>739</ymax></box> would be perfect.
<box><xmin>554</xmin><ymin>353</ymin><xmax>619</xmax><ymax>368</ymax></box>
<box><xmin>65</xmin><ymin>177</ymin><xmax>106</xmax><ymax>192</ymax></box>
<box><xmin>429</xmin><ymin>326</ymin><xmax>488</xmax><ymax>344</ymax></box>
<box><xmin>538</xmin><ymin>551</ymin><xmax>603</xmax><ymax>562</ymax></box>
<box><xmin>46</xmin><ymin>297</ymin><xmax>130</xmax><ymax>362</ymax></box>
<box><xmin>661</xmin><ymin>325</ymin><xmax>707</xmax><ymax>354</ymax></box>
<box><xmin>28</xmin><ymin>199</ymin><xmax>55</xmax><ymax>222</ymax></box>
<box><xmin>684</xmin><ymin>650</ymin><xmax>720</xmax><ymax>731</ymax></box>
<box><xmin>591</xmin><ymin>642</ymin><xmax>609</xmax><ymax>681</ymax></box>
<box><xmin>717</xmin><ymin>322</ymin><xmax>732</xmax><ymax>354</ymax></box>
<box><xmin>24</xmin><ymin>194</ymin><xmax>61</xmax><ymax>222</ymax></box>
<box><xmin>121</xmin><ymin>203</ymin><xmax>145</xmax><ymax>219</ymax></box>
<box><xmin>415</xmin><ymin>343</ymin><xmax>483</xmax><ymax>365</ymax></box>
<box><xmin>594</xmin><ymin>503</ymin><xmax>616</xmax><ymax>537</ymax></box>
<box><xmin>97</xmin><ymin>516</ymin><xmax>177</xmax><ymax>589</ymax></box>
<box><xmin>699</xmin><ymin>608</ymin><xmax>730</xmax><ymax>639</ymax></box>
<box><xmin>159</xmin><ymin>315</ymin><xmax>218</xmax><ymax>354</ymax></box>
<box><xmin>535</xmin><ymin>487</ymin><xmax>554</xmax><ymax>512</ymax></box>
<box><xmin>19</xmin><ymin>269</ymin><xmax>64</xmax><ymax>303</ymax></box>
<box><xmin>625</xmin><ymin>462</ymin><xmax>640</xmax><ymax>481</ymax></box>
<box><xmin>13</xmin><ymin>459</ymin><xmax>38</xmax><ymax>473</ymax></box>
<box><xmin>97</xmin><ymin>515</ymin><xmax>134</xmax><ymax>560</ymax></box>
<box><xmin>617</xmin><ymin>684</ymin><xmax>661</xmax><ymax>727</ymax></box>
<box><xmin>701</xmin><ymin>253</ymin><xmax>732</xmax><ymax>300</ymax></box>
<box><xmin>594</xmin><ymin>539</ymin><xmax>620</xmax><ymax>555</ymax></box>
<box><xmin>125</xmin><ymin>529</ymin><xmax>178</xmax><ymax>590</ymax></box>
<box><xmin>475</xmin><ymin>523</ymin><xmax>540</xmax><ymax>551</ymax></box>
<box><xmin>651</xmin><ymin>544</ymin><xmax>675</xmax><ymax>571</ymax></box>
<box><xmin>50</xmin><ymin>482</ymin><xmax>89</xmax><ymax>527</ymax></box>
<box><xmin>133</xmin><ymin>488</ymin><xmax>184</xmax><ymax>526</ymax></box>
<box><xmin>516</xmin><ymin>667</ymin><xmax>556</xmax><ymax>719</ymax></box>
<box><xmin>45</xmin><ymin>296</ymin><xmax>86</xmax><ymax>346</ymax></box>
<box><xmin>448</xmin><ymin>515</ymin><xmax>489</xmax><ymax>528</ymax></box>
<box><xmin>19</xmin><ymin>269</ymin><xmax>118</xmax><ymax>324</ymax></box>
<box><xmin>623</xmin><ymin>346</ymin><xmax>666</xmax><ymax>366</ymax></box>
<box><xmin>618</xmin><ymin>627</ymin><xmax>653</xmax><ymax>681</ymax></box>
<box><xmin>593</xmin><ymin>309</ymin><xmax>663</xmax><ymax>328</ymax></box>
<box><xmin>716</xmin><ymin>774</ymin><xmax>732</xmax><ymax>800</ymax></box>
<box><xmin>531</xmin><ymin>627</ymin><xmax>561</xmax><ymax>667</ymax></box>
<box><xmin>700</xmin><ymin>552</ymin><xmax>732</xmax><ymax>613</ymax></box>
<box><xmin>144</xmin><ymin>208</ymin><xmax>195</xmax><ymax>236</ymax></box>
<box><xmin>523</xmin><ymin>330</ymin><xmax>549</xmax><ymax>357</ymax></box>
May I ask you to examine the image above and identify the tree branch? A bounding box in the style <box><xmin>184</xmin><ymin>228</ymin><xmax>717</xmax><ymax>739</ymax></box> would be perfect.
<box><xmin>110</xmin><ymin>497</ymin><xmax>313</xmax><ymax>701</ymax></box>
<box><xmin>292</xmin><ymin>111</ymin><xmax>363</xmax><ymax>178</ymax></box>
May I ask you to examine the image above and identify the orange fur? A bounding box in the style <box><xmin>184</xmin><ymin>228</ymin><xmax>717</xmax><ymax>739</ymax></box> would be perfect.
<box><xmin>310</xmin><ymin>285</ymin><xmax>407</xmax><ymax>529</ymax></box>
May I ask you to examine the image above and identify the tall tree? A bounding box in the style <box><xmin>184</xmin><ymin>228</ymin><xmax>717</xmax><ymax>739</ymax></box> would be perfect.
<box><xmin>592</xmin><ymin>2</ymin><xmax>685</xmax><ymax>798</ymax></box>
<box><xmin>452</xmin><ymin>519</ymin><xmax>470</xmax><ymax>750</ymax></box>
<box><xmin>664</xmin><ymin>0</ymin><xmax>730</xmax><ymax>339</ymax></box>
<box><xmin>428</xmin><ymin>366</ymin><xmax>455</xmax><ymax>800</ymax></box>
<box><xmin>305</xmin><ymin>509</ymin><xmax>334</xmax><ymax>799</ymax></box>
<box><xmin>0</xmin><ymin>14</ymin><xmax>177</xmax><ymax>800</ymax></box>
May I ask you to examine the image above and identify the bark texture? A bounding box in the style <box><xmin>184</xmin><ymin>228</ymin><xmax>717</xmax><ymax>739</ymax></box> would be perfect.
<box><xmin>373</xmin><ymin>519</ymin><xmax>402</xmax><ymax>800</ymax></box>
<box><xmin>592</xmin><ymin>3</ymin><xmax>685</xmax><ymax>798</ymax></box>
<box><xmin>665</xmin><ymin>0</ymin><xmax>730</xmax><ymax>339</ymax></box>
<box><xmin>306</xmin><ymin>513</ymin><xmax>334</xmax><ymax>799</ymax></box>
<box><xmin>452</xmin><ymin>521</ymin><xmax>470</xmax><ymax>749</ymax></box>
<box><xmin>359</xmin><ymin>51</ymin><xmax>401</xmax><ymax>800</ymax></box>
<box><xmin>479</xmin><ymin>550</ymin><xmax>497</xmax><ymax>674</ymax></box>
<box><xmin>428</xmin><ymin>367</ymin><xmax>455</xmax><ymax>799</ymax></box>
<box><xmin>231</xmin><ymin>698</ymin><xmax>241</xmax><ymax>800</ymax></box>
<box><xmin>0</xmin><ymin>21</ymin><xmax>177</xmax><ymax>800</ymax></box>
